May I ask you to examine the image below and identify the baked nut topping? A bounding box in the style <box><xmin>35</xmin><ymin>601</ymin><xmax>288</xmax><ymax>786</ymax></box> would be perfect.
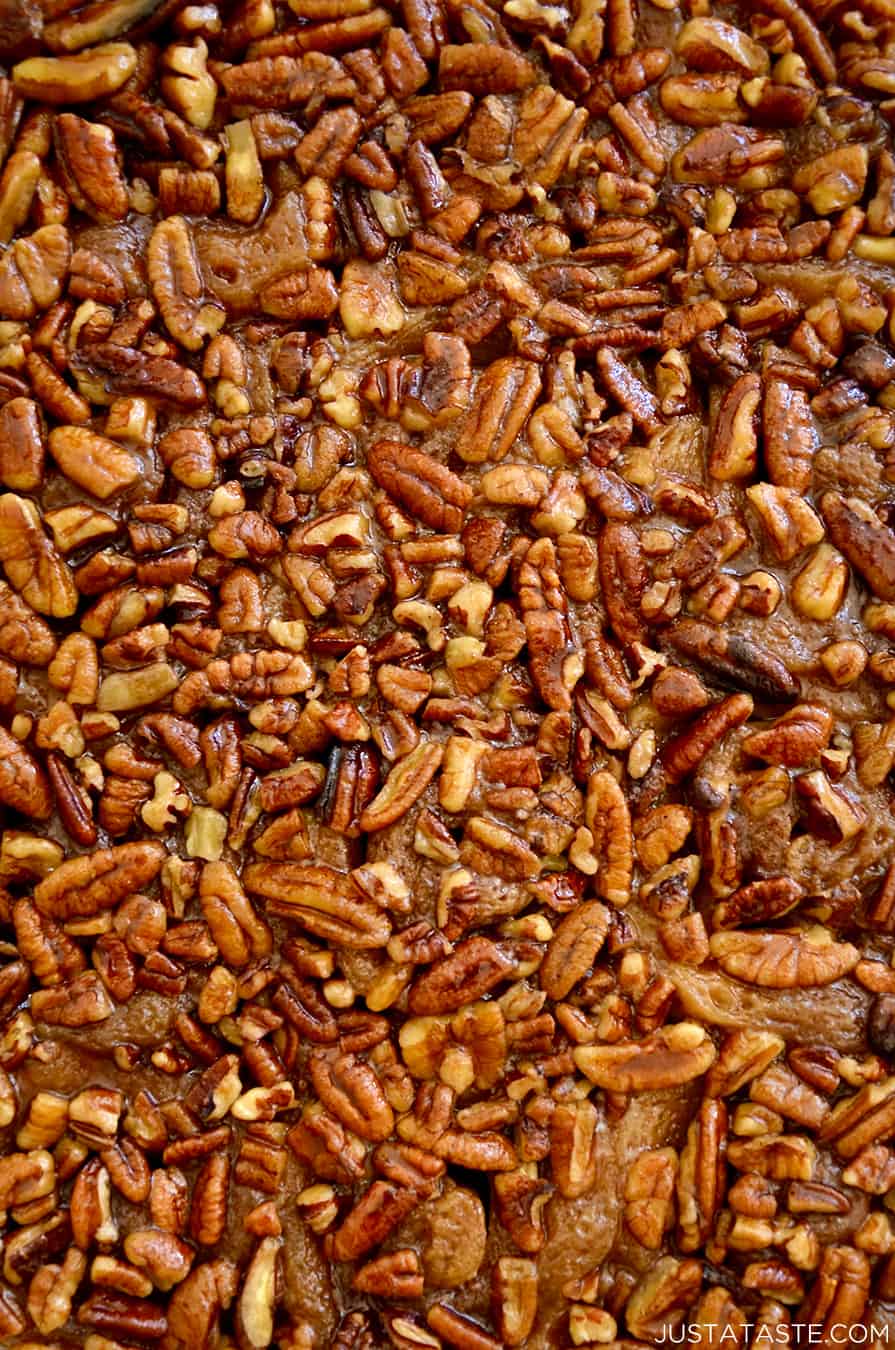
<box><xmin>5</xmin><ymin>0</ymin><xmax>895</xmax><ymax>1347</ymax></box>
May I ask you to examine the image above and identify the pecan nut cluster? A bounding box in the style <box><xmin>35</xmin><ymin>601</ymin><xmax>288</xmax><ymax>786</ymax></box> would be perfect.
<box><xmin>3</xmin><ymin>0</ymin><xmax>895</xmax><ymax>1348</ymax></box>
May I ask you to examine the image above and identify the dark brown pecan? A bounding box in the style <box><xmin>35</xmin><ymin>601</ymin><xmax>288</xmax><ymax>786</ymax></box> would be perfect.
<box><xmin>541</xmin><ymin>901</ymin><xmax>610</xmax><ymax>1000</ymax></box>
<box><xmin>76</xmin><ymin>343</ymin><xmax>207</xmax><ymax>408</ymax></box>
<box><xmin>439</xmin><ymin>45</ymin><xmax>536</xmax><ymax>94</ymax></box>
<box><xmin>665</xmin><ymin>618</ymin><xmax>800</xmax><ymax>701</ymax></box>
<box><xmin>662</xmin><ymin>693</ymin><xmax>754</xmax><ymax>782</ymax></box>
<box><xmin>367</xmin><ymin>441</ymin><xmax>472</xmax><ymax>532</ymax></box>
<box><xmin>599</xmin><ymin>522</ymin><xmax>647</xmax><ymax>645</ymax></box>
<box><xmin>326</xmin><ymin>1181</ymin><xmax>418</xmax><ymax>1263</ymax></box>
<box><xmin>244</xmin><ymin>862</ymin><xmax>391</xmax><ymax>947</ymax></box>
<box><xmin>408</xmin><ymin>938</ymin><xmax>515</xmax><ymax>1015</ymax></box>
<box><xmin>54</xmin><ymin>113</ymin><xmax>128</xmax><ymax>223</ymax></box>
<box><xmin>713</xmin><ymin>877</ymin><xmax>804</xmax><ymax>929</ymax></box>
<box><xmin>763</xmin><ymin>378</ymin><xmax>819</xmax><ymax>493</ymax></box>
<box><xmin>821</xmin><ymin>491</ymin><xmax>895</xmax><ymax>601</ymax></box>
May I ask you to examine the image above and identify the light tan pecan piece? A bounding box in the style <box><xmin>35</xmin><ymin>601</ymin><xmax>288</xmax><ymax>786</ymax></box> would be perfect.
<box><xmin>0</xmin><ymin>1149</ymin><xmax>55</xmax><ymax>1212</ymax></box>
<box><xmin>34</xmin><ymin>841</ymin><xmax>166</xmax><ymax>921</ymax></box>
<box><xmin>0</xmin><ymin>224</ymin><xmax>70</xmax><ymax>321</ymax></box>
<box><xmin>13</xmin><ymin>43</ymin><xmax>138</xmax><ymax>102</ymax></box>
<box><xmin>742</xmin><ymin>704</ymin><xmax>833</xmax><ymax>767</ymax></box>
<box><xmin>48</xmin><ymin>427</ymin><xmax>140</xmax><ymax>501</ymax></box>
<box><xmin>540</xmin><ymin>900</ymin><xmax>609</xmax><ymax>1000</ymax></box>
<box><xmin>408</xmin><ymin>937</ymin><xmax>514</xmax><ymax>1015</ymax></box>
<box><xmin>335</xmin><ymin>738</ymin><xmax>435</xmax><ymax>831</ymax></box>
<box><xmin>624</xmin><ymin>1147</ymin><xmax>678</xmax><ymax>1249</ymax></box>
<box><xmin>709</xmin><ymin>928</ymin><xmax>860</xmax><ymax>988</ymax></box>
<box><xmin>173</xmin><ymin>650</ymin><xmax>314</xmax><ymax>714</ymax></box>
<box><xmin>492</xmin><ymin>1256</ymin><xmax>538</xmax><ymax>1347</ymax></box>
<box><xmin>243</xmin><ymin>862</ymin><xmax>391</xmax><ymax>947</ymax></box>
<box><xmin>708</xmin><ymin>371</ymin><xmax>760</xmax><ymax>480</ymax></box>
<box><xmin>793</xmin><ymin>145</ymin><xmax>868</xmax><ymax>215</ymax></box>
<box><xmin>625</xmin><ymin>1256</ymin><xmax>703</xmax><ymax>1340</ymax></box>
<box><xmin>747</xmin><ymin>483</ymin><xmax>825</xmax><ymax>563</ymax></box>
<box><xmin>148</xmin><ymin>216</ymin><xmax>225</xmax><ymax>353</ymax></box>
<box><xmin>455</xmin><ymin>358</ymin><xmax>541</xmax><ymax>464</ymax></box>
<box><xmin>367</xmin><ymin>441</ymin><xmax>472</xmax><ymax>532</ymax></box>
<box><xmin>0</xmin><ymin>726</ymin><xmax>52</xmax><ymax>821</ymax></box>
<box><xmin>235</xmin><ymin>1236</ymin><xmax>281</xmax><ymax>1350</ymax></box>
<box><xmin>574</xmin><ymin>1022</ymin><xmax>717</xmax><ymax>1090</ymax></box>
<box><xmin>54</xmin><ymin>114</ymin><xmax>128</xmax><ymax>223</ymax></box>
<box><xmin>676</xmin><ymin>1099</ymin><xmax>727</xmax><ymax>1252</ymax></box>
<box><xmin>821</xmin><ymin>491</ymin><xmax>895</xmax><ymax>601</ymax></box>
<box><xmin>762</xmin><ymin>379</ymin><xmax>819</xmax><ymax>493</ymax></box>
<box><xmin>0</xmin><ymin>494</ymin><xmax>76</xmax><ymax>618</ymax></box>
<box><xmin>676</xmin><ymin>16</ymin><xmax>770</xmax><ymax>73</ymax></box>
<box><xmin>550</xmin><ymin>1097</ymin><xmax>602</xmax><ymax>1199</ymax></box>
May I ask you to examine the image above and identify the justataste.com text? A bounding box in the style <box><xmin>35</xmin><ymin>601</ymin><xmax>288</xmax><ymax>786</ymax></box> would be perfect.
<box><xmin>656</xmin><ymin>1325</ymin><xmax>890</xmax><ymax>1344</ymax></box>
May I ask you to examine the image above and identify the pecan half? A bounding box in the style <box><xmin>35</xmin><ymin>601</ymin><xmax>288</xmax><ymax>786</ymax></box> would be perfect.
<box><xmin>243</xmin><ymin>862</ymin><xmax>391</xmax><ymax>947</ymax></box>
<box><xmin>574</xmin><ymin>1022</ymin><xmax>717</xmax><ymax>1090</ymax></box>
<box><xmin>821</xmin><ymin>491</ymin><xmax>895</xmax><ymax>601</ymax></box>
<box><xmin>709</xmin><ymin>928</ymin><xmax>861</xmax><ymax>987</ymax></box>
<box><xmin>34</xmin><ymin>841</ymin><xmax>166</xmax><ymax>920</ymax></box>
<box><xmin>665</xmin><ymin>619</ymin><xmax>800</xmax><ymax>701</ymax></box>
<box><xmin>367</xmin><ymin>441</ymin><xmax>472</xmax><ymax>532</ymax></box>
<box><xmin>0</xmin><ymin>493</ymin><xmax>76</xmax><ymax>618</ymax></box>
